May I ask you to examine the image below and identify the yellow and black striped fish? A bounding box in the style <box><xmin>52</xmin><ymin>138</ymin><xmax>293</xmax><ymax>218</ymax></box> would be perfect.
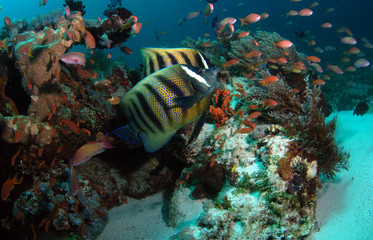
<box><xmin>141</xmin><ymin>48</ymin><xmax>209</xmax><ymax>77</ymax></box>
<box><xmin>111</xmin><ymin>64</ymin><xmax>217</xmax><ymax>153</ymax></box>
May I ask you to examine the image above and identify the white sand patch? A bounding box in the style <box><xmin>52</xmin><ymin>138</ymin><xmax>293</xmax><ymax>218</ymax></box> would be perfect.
<box><xmin>313</xmin><ymin>111</ymin><xmax>373</xmax><ymax>239</ymax></box>
<box><xmin>97</xmin><ymin>193</ymin><xmax>175</xmax><ymax>240</ymax></box>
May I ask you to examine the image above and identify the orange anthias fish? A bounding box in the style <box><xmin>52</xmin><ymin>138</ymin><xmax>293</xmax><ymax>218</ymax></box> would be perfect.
<box><xmin>60</xmin><ymin>119</ymin><xmax>80</xmax><ymax>134</ymax></box>
<box><xmin>306</xmin><ymin>56</ymin><xmax>321</xmax><ymax>63</ymax></box>
<box><xmin>273</xmin><ymin>40</ymin><xmax>293</xmax><ymax>49</ymax></box>
<box><xmin>262</xmin><ymin>99</ymin><xmax>278</xmax><ymax>108</ymax></box>
<box><xmin>261</xmin><ymin>76</ymin><xmax>278</xmax><ymax>85</ymax></box>
<box><xmin>326</xmin><ymin>64</ymin><xmax>344</xmax><ymax>74</ymax></box>
<box><xmin>223</xmin><ymin>59</ymin><xmax>240</xmax><ymax>68</ymax></box>
<box><xmin>245</xmin><ymin>50</ymin><xmax>262</xmax><ymax>58</ymax></box>
<box><xmin>298</xmin><ymin>8</ymin><xmax>313</xmax><ymax>16</ymax></box>
<box><xmin>68</xmin><ymin>135</ymin><xmax>114</xmax><ymax>195</ymax></box>
<box><xmin>247</xmin><ymin>111</ymin><xmax>261</xmax><ymax>119</ymax></box>
<box><xmin>186</xmin><ymin>11</ymin><xmax>201</xmax><ymax>20</ymax></box>
<box><xmin>312</xmin><ymin>79</ymin><xmax>325</xmax><ymax>86</ymax></box>
<box><xmin>132</xmin><ymin>22</ymin><xmax>142</xmax><ymax>35</ymax></box>
<box><xmin>237</xmin><ymin>31</ymin><xmax>250</xmax><ymax>39</ymax></box>
<box><xmin>2</xmin><ymin>173</ymin><xmax>23</xmax><ymax>201</ymax></box>
<box><xmin>240</xmin><ymin>13</ymin><xmax>261</xmax><ymax>26</ymax></box>
<box><xmin>81</xmin><ymin>29</ymin><xmax>96</xmax><ymax>49</ymax></box>
<box><xmin>71</xmin><ymin>134</ymin><xmax>114</xmax><ymax>166</ymax></box>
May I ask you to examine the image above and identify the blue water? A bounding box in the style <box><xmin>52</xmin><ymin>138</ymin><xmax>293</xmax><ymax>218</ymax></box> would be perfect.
<box><xmin>2</xmin><ymin>0</ymin><xmax>372</xmax><ymax>67</ymax></box>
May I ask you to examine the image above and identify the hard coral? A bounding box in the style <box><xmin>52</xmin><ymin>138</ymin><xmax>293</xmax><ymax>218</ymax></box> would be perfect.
<box><xmin>191</xmin><ymin>162</ymin><xmax>225</xmax><ymax>199</ymax></box>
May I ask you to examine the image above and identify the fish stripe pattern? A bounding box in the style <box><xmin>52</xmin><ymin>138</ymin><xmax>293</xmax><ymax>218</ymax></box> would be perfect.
<box><xmin>132</xmin><ymin>99</ymin><xmax>155</xmax><ymax>133</ymax></box>
<box><xmin>115</xmin><ymin>61</ymin><xmax>217</xmax><ymax>153</ymax></box>
<box><xmin>167</xmin><ymin>52</ymin><xmax>178</xmax><ymax>65</ymax></box>
<box><xmin>141</xmin><ymin>48</ymin><xmax>209</xmax><ymax>77</ymax></box>
<box><xmin>129</xmin><ymin>107</ymin><xmax>143</xmax><ymax>131</ymax></box>
<box><xmin>155</xmin><ymin>75</ymin><xmax>185</xmax><ymax>98</ymax></box>
<box><xmin>180</xmin><ymin>52</ymin><xmax>192</xmax><ymax>65</ymax></box>
<box><xmin>144</xmin><ymin>84</ymin><xmax>172</xmax><ymax>124</ymax></box>
<box><xmin>156</xmin><ymin>53</ymin><xmax>166</xmax><ymax>71</ymax></box>
<box><xmin>148</xmin><ymin>58</ymin><xmax>155</xmax><ymax>75</ymax></box>
<box><xmin>135</xmin><ymin>92</ymin><xmax>164</xmax><ymax>131</ymax></box>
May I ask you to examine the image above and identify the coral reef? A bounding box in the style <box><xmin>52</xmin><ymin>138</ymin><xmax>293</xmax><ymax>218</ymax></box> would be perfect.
<box><xmin>168</xmin><ymin>31</ymin><xmax>349</xmax><ymax>239</ymax></box>
<box><xmin>0</xmin><ymin>3</ymin><xmax>140</xmax><ymax>238</ymax></box>
<box><xmin>0</xmin><ymin>8</ymin><xmax>351</xmax><ymax>237</ymax></box>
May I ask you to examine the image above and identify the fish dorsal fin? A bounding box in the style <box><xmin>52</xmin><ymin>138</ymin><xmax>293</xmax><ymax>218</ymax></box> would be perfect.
<box><xmin>139</xmin><ymin>130</ymin><xmax>175</xmax><ymax>153</ymax></box>
<box><xmin>141</xmin><ymin>48</ymin><xmax>209</xmax><ymax>77</ymax></box>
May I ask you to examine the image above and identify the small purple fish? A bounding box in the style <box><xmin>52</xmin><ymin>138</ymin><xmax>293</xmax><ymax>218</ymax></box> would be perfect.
<box><xmin>61</xmin><ymin>52</ymin><xmax>86</xmax><ymax>66</ymax></box>
<box><xmin>71</xmin><ymin>134</ymin><xmax>114</xmax><ymax>166</ymax></box>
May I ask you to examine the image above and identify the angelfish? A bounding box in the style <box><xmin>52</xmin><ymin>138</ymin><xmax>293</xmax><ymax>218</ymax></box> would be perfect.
<box><xmin>111</xmin><ymin>64</ymin><xmax>218</xmax><ymax>153</ymax></box>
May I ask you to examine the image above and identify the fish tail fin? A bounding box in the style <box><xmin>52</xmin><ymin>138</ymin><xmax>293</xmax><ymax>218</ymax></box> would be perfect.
<box><xmin>240</xmin><ymin>18</ymin><xmax>244</xmax><ymax>26</ymax></box>
<box><xmin>1</xmin><ymin>39</ymin><xmax>8</xmax><ymax>52</ymax></box>
<box><xmin>13</xmin><ymin>172</ymin><xmax>23</xmax><ymax>184</ymax></box>
<box><xmin>103</xmin><ymin>134</ymin><xmax>115</xmax><ymax>149</ymax></box>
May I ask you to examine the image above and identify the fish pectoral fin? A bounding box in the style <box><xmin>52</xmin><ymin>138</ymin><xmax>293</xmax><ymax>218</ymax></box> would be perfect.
<box><xmin>139</xmin><ymin>131</ymin><xmax>175</xmax><ymax>153</ymax></box>
<box><xmin>110</xmin><ymin>124</ymin><xmax>141</xmax><ymax>145</ymax></box>
<box><xmin>187</xmin><ymin>111</ymin><xmax>207</xmax><ymax>146</ymax></box>
<box><xmin>173</xmin><ymin>93</ymin><xmax>202</xmax><ymax>109</ymax></box>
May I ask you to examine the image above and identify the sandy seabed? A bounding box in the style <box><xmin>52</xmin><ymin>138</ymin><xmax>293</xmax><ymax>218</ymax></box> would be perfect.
<box><xmin>312</xmin><ymin>111</ymin><xmax>373</xmax><ymax>240</ymax></box>
<box><xmin>98</xmin><ymin>111</ymin><xmax>373</xmax><ymax>240</ymax></box>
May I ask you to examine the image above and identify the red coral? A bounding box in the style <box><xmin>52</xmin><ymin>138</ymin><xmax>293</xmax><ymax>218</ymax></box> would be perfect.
<box><xmin>209</xmin><ymin>90</ymin><xmax>234</xmax><ymax>127</ymax></box>
<box><xmin>209</xmin><ymin>106</ymin><xmax>228</xmax><ymax>127</ymax></box>
<box><xmin>213</xmin><ymin>89</ymin><xmax>230</xmax><ymax>105</ymax></box>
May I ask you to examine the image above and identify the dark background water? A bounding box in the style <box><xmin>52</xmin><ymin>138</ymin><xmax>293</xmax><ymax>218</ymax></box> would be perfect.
<box><xmin>1</xmin><ymin>0</ymin><xmax>373</xmax><ymax>68</ymax></box>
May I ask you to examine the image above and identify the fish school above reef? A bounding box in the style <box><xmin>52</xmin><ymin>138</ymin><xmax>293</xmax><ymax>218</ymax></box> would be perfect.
<box><xmin>0</xmin><ymin>1</ymin><xmax>351</xmax><ymax>240</ymax></box>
